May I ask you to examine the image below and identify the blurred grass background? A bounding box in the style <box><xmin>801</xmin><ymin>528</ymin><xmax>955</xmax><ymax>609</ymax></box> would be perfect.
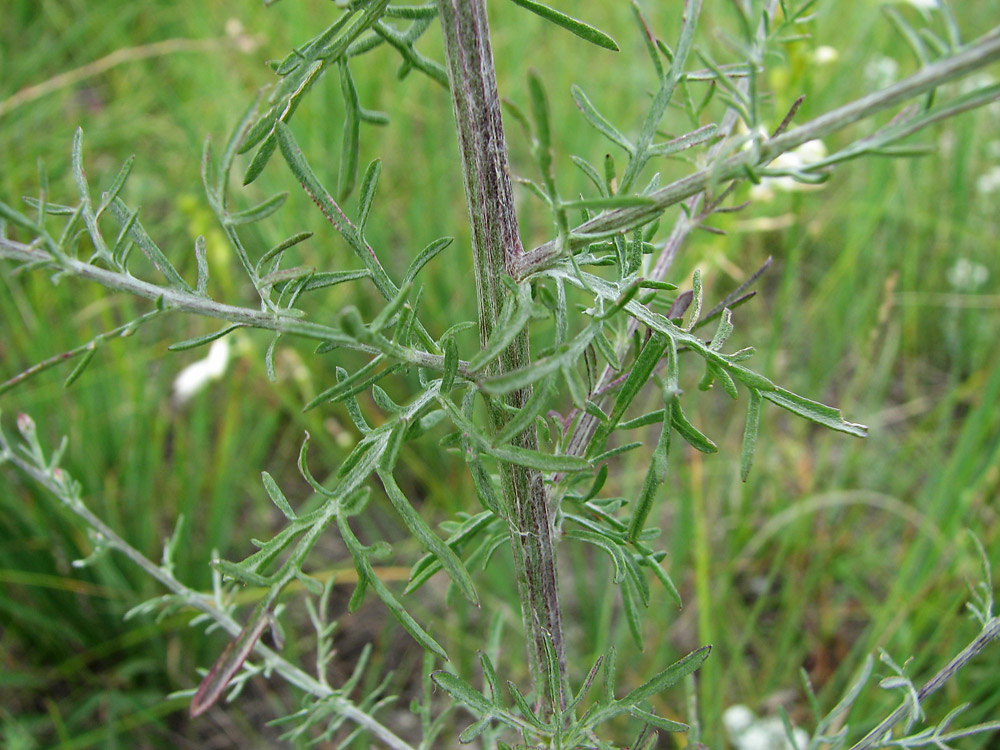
<box><xmin>1</xmin><ymin>0</ymin><xmax>999</xmax><ymax>748</ymax></box>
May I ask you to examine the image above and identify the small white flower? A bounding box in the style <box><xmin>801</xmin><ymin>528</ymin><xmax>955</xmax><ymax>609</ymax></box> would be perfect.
<box><xmin>172</xmin><ymin>339</ymin><xmax>231</xmax><ymax>404</ymax></box>
<box><xmin>225</xmin><ymin>17</ymin><xmax>262</xmax><ymax>54</ymax></box>
<box><xmin>812</xmin><ymin>46</ymin><xmax>839</xmax><ymax>65</ymax></box>
<box><xmin>946</xmin><ymin>258</ymin><xmax>989</xmax><ymax>291</ymax></box>
<box><xmin>864</xmin><ymin>56</ymin><xmax>899</xmax><ymax>89</ymax></box>
<box><xmin>750</xmin><ymin>140</ymin><xmax>828</xmax><ymax>202</ymax></box>
<box><xmin>724</xmin><ymin>704</ymin><xmax>757</xmax><ymax>737</ymax></box>
<box><xmin>975</xmin><ymin>166</ymin><xmax>1000</xmax><ymax>196</ymax></box>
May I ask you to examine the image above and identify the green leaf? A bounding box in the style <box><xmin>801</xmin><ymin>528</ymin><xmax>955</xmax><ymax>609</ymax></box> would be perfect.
<box><xmin>338</xmin><ymin>61</ymin><xmax>361</xmax><ymax>201</ymax></box>
<box><xmin>338</xmin><ymin>514</ymin><xmax>448</xmax><ymax>660</ymax></box>
<box><xmin>261</xmin><ymin>471</ymin><xmax>296</xmax><ymax>520</ymax></box>
<box><xmin>441</xmin><ymin>336</ymin><xmax>459</xmax><ymax>394</ymax></box>
<box><xmin>357</xmin><ymin>159</ymin><xmax>381</xmax><ymax>235</ymax></box>
<box><xmin>431</xmin><ymin>671</ymin><xmax>493</xmax><ymax>715</ymax></box>
<box><xmin>95</xmin><ymin>154</ymin><xmax>135</xmax><ymax>220</ymax></box>
<box><xmin>627</xmin><ymin>398</ymin><xmax>672</xmax><ymax>541</ymax></box>
<box><xmin>63</xmin><ymin>343</ymin><xmax>97</xmax><ymax>388</ymax></box>
<box><xmin>256</xmin><ymin>231</ymin><xmax>312</xmax><ymax>273</ymax></box>
<box><xmin>740</xmin><ymin>388</ymin><xmax>763</xmax><ymax>482</ymax></box>
<box><xmin>242</xmin><ymin>134</ymin><xmax>277</xmax><ymax>186</ymax></box>
<box><xmin>489</xmin><ymin>443</ymin><xmax>591</xmax><ymax>473</ymax></box>
<box><xmin>761</xmin><ymin>386</ymin><xmax>868</xmax><ymax>438</ymax></box>
<box><xmin>590</xmin><ymin>332</ymin><xmax>668</xmax><ymax>455</ymax></box>
<box><xmin>378</xmin><ymin>468</ymin><xmax>478</xmax><ymax>604</ymax></box>
<box><xmin>620</xmin><ymin>645</ymin><xmax>711</xmax><ymax>705</ymax></box>
<box><xmin>671</xmin><ymin>400</ymin><xmax>718</xmax><ymax>454</ymax></box>
<box><xmin>168</xmin><ymin>324</ymin><xmax>242</xmax><ymax>352</ymax></box>
<box><xmin>627</xmin><ymin>706</ymin><xmax>689</xmax><ymax>733</ymax></box>
<box><xmin>507</xmin><ymin>0</ymin><xmax>619</xmax><ymax>51</ymax></box>
<box><xmin>571</xmin><ymin>85</ymin><xmax>634</xmax><ymax>153</ymax></box>
<box><xmin>226</xmin><ymin>192</ymin><xmax>288</xmax><ymax>225</ymax></box>
<box><xmin>479</xmin><ymin>323</ymin><xmax>599</xmax><ymax>395</ymax></box>
<box><xmin>566</xmin><ymin>529</ymin><xmax>626</xmax><ymax>583</ymax></box>
<box><xmin>403</xmin><ymin>237</ymin><xmax>453</xmax><ymax>286</ymax></box>
<box><xmin>527</xmin><ymin>70</ymin><xmax>552</xmax><ymax>156</ymax></box>
<box><xmin>303</xmin><ymin>354</ymin><xmax>386</xmax><ymax>412</ymax></box>
<box><xmin>620</xmin><ymin>576</ymin><xmax>644</xmax><ymax>649</ymax></box>
<box><xmin>507</xmin><ymin>680</ymin><xmax>549</xmax><ymax>730</ymax></box>
<box><xmin>459</xmin><ymin>716</ymin><xmax>493</xmax><ymax>743</ymax></box>
<box><xmin>108</xmin><ymin>198</ymin><xmax>191</xmax><ymax>291</ymax></box>
<box><xmin>467</xmin><ymin>284</ymin><xmax>533</xmax><ymax>373</ymax></box>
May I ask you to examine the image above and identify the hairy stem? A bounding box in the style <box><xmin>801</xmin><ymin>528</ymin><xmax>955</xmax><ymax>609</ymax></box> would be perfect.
<box><xmin>436</xmin><ymin>0</ymin><xmax>567</xmax><ymax>711</ymax></box>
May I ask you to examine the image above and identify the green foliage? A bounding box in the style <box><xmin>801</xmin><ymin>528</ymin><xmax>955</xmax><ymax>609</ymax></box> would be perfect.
<box><xmin>2</xmin><ymin>0</ymin><xmax>999</xmax><ymax>747</ymax></box>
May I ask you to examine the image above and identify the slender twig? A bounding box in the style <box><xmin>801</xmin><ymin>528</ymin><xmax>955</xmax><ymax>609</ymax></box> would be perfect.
<box><xmin>849</xmin><ymin>617</ymin><xmax>1000</xmax><ymax>750</ymax></box>
<box><xmin>512</xmin><ymin>26</ymin><xmax>1000</xmax><ymax>280</ymax></box>
<box><xmin>0</xmin><ymin>445</ymin><xmax>417</xmax><ymax>750</ymax></box>
<box><xmin>0</xmin><ymin>236</ymin><xmax>472</xmax><ymax>379</ymax></box>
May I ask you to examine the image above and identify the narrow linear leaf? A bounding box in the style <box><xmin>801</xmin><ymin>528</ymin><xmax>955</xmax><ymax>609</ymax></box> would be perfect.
<box><xmin>226</xmin><ymin>192</ymin><xmax>288</xmax><ymax>225</ymax></box>
<box><xmin>108</xmin><ymin>198</ymin><xmax>191</xmax><ymax>291</ymax></box>
<box><xmin>63</xmin><ymin>343</ymin><xmax>97</xmax><ymax>388</ymax></box>
<box><xmin>761</xmin><ymin>386</ymin><xmax>868</xmax><ymax>437</ymax></box>
<box><xmin>626</xmin><ymin>400</ymin><xmax>671</xmax><ymax>541</ymax></box>
<box><xmin>571</xmin><ymin>85</ymin><xmax>634</xmax><ymax>153</ymax></box>
<box><xmin>740</xmin><ymin>388</ymin><xmax>762</xmax><ymax>482</ymax></box>
<box><xmin>431</xmin><ymin>671</ymin><xmax>493</xmax><ymax>715</ymax></box>
<box><xmin>404</xmin><ymin>237</ymin><xmax>454</xmax><ymax>286</ymax></box>
<box><xmin>590</xmin><ymin>332</ymin><xmax>668</xmax><ymax>455</ymax></box>
<box><xmin>507</xmin><ymin>0</ymin><xmax>619</xmax><ymax>51</ymax></box>
<box><xmin>168</xmin><ymin>324</ymin><xmax>242</xmax><ymax>352</ymax></box>
<box><xmin>242</xmin><ymin>134</ymin><xmax>277</xmax><ymax>186</ymax></box>
<box><xmin>338</xmin><ymin>61</ymin><xmax>361</xmax><ymax>202</ymax></box>
<box><xmin>621</xmin><ymin>576</ymin><xmax>644</xmax><ymax>649</ymax></box>
<box><xmin>304</xmin><ymin>355</ymin><xmax>386</xmax><ymax>412</ymax></box>
<box><xmin>378</xmin><ymin>468</ymin><xmax>478</xmax><ymax>605</ymax></box>
<box><xmin>194</xmin><ymin>236</ymin><xmax>209</xmax><ymax>296</ymax></box>
<box><xmin>95</xmin><ymin>154</ymin><xmax>135</xmax><ymax>219</ymax></box>
<box><xmin>620</xmin><ymin>645</ymin><xmax>712</xmax><ymax>705</ymax></box>
<box><xmin>566</xmin><ymin>529</ymin><xmax>626</xmax><ymax>582</ymax></box>
<box><xmin>490</xmin><ymin>443</ymin><xmax>591</xmax><ymax>473</ymax></box>
<box><xmin>338</xmin><ymin>514</ymin><xmax>448</xmax><ymax>660</ymax></box>
<box><xmin>261</xmin><ymin>471</ymin><xmax>296</xmax><ymax>520</ymax></box>
<box><xmin>627</xmin><ymin>706</ymin><xmax>689</xmax><ymax>733</ymax></box>
<box><xmin>671</xmin><ymin>400</ymin><xmax>718</xmax><ymax>454</ymax></box>
<box><xmin>357</xmin><ymin>158</ymin><xmax>382</xmax><ymax>235</ymax></box>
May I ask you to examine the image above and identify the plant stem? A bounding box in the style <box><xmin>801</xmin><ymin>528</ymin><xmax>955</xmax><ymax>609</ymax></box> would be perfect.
<box><xmin>436</xmin><ymin>0</ymin><xmax>567</xmax><ymax>711</ymax></box>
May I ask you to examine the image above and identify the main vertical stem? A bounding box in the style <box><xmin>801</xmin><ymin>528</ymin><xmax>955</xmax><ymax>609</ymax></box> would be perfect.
<box><xmin>436</xmin><ymin>0</ymin><xmax>567</xmax><ymax>710</ymax></box>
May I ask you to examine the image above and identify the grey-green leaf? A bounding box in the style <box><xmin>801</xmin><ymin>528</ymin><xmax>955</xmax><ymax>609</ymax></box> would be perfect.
<box><xmin>378</xmin><ymin>468</ymin><xmax>478</xmax><ymax>604</ymax></box>
<box><xmin>507</xmin><ymin>0</ymin><xmax>619</xmax><ymax>51</ymax></box>
<box><xmin>740</xmin><ymin>388</ymin><xmax>762</xmax><ymax>482</ymax></box>
<box><xmin>761</xmin><ymin>386</ymin><xmax>868</xmax><ymax>438</ymax></box>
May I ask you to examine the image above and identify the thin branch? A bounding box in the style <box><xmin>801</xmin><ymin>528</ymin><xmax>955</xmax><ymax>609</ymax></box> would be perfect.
<box><xmin>512</xmin><ymin>26</ymin><xmax>1000</xmax><ymax>280</ymax></box>
<box><xmin>0</xmin><ymin>445</ymin><xmax>417</xmax><ymax>750</ymax></box>
<box><xmin>0</xmin><ymin>237</ymin><xmax>473</xmax><ymax>379</ymax></box>
<box><xmin>849</xmin><ymin>617</ymin><xmax>1000</xmax><ymax>750</ymax></box>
